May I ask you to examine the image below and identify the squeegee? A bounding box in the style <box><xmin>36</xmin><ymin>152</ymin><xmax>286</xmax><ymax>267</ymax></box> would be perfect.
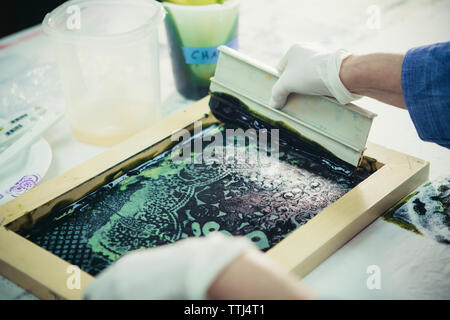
<box><xmin>209</xmin><ymin>46</ymin><xmax>377</xmax><ymax>167</ymax></box>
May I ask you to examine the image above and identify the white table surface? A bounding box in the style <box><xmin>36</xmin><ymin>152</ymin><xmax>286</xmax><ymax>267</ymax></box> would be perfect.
<box><xmin>0</xmin><ymin>0</ymin><xmax>449</xmax><ymax>300</ymax></box>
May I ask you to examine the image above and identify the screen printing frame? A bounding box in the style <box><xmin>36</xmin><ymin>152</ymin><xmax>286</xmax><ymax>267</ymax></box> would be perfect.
<box><xmin>0</xmin><ymin>96</ymin><xmax>429</xmax><ymax>299</ymax></box>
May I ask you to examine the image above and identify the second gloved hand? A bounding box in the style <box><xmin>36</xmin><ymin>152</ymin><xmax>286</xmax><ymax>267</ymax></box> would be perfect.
<box><xmin>83</xmin><ymin>232</ymin><xmax>253</xmax><ymax>300</ymax></box>
<box><xmin>269</xmin><ymin>44</ymin><xmax>361</xmax><ymax>109</ymax></box>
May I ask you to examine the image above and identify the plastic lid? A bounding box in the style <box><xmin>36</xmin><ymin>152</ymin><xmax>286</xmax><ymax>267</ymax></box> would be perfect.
<box><xmin>163</xmin><ymin>0</ymin><xmax>228</xmax><ymax>5</ymax></box>
<box><xmin>42</xmin><ymin>0</ymin><xmax>165</xmax><ymax>43</ymax></box>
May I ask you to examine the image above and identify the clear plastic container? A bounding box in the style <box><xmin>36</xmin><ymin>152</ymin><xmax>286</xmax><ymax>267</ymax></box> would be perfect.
<box><xmin>43</xmin><ymin>0</ymin><xmax>165</xmax><ymax>146</ymax></box>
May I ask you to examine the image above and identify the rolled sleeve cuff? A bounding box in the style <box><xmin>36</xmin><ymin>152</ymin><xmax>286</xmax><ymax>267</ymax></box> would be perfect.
<box><xmin>401</xmin><ymin>42</ymin><xmax>450</xmax><ymax>148</ymax></box>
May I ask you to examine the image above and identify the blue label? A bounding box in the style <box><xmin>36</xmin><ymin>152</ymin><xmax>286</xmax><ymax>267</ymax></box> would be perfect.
<box><xmin>181</xmin><ymin>37</ymin><xmax>238</xmax><ymax>65</ymax></box>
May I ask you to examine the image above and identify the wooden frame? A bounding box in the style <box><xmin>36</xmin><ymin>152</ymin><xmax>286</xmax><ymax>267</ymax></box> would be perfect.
<box><xmin>0</xmin><ymin>97</ymin><xmax>429</xmax><ymax>299</ymax></box>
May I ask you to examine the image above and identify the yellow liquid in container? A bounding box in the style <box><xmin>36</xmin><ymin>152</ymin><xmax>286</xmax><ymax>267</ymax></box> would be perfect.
<box><xmin>69</xmin><ymin>100</ymin><xmax>159</xmax><ymax>146</ymax></box>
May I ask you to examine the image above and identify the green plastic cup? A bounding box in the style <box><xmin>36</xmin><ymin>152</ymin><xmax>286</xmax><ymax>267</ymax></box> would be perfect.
<box><xmin>163</xmin><ymin>0</ymin><xmax>240</xmax><ymax>99</ymax></box>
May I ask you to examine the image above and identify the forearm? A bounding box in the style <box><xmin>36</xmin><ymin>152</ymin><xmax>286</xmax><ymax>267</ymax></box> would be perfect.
<box><xmin>207</xmin><ymin>250</ymin><xmax>316</xmax><ymax>300</ymax></box>
<box><xmin>339</xmin><ymin>53</ymin><xmax>406</xmax><ymax>109</ymax></box>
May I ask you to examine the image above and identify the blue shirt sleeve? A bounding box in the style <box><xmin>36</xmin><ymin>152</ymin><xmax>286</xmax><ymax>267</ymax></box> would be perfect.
<box><xmin>401</xmin><ymin>41</ymin><xmax>450</xmax><ymax>148</ymax></box>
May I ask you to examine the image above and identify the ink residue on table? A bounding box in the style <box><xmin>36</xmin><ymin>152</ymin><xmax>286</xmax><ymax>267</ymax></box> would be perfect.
<box><xmin>383</xmin><ymin>176</ymin><xmax>450</xmax><ymax>244</ymax></box>
<box><xmin>19</xmin><ymin>120</ymin><xmax>376</xmax><ymax>276</ymax></box>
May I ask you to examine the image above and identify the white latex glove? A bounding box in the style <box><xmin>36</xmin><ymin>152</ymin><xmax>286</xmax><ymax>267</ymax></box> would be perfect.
<box><xmin>270</xmin><ymin>44</ymin><xmax>361</xmax><ymax>109</ymax></box>
<box><xmin>83</xmin><ymin>232</ymin><xmax>253</xmax><ymax>300</ymax></box>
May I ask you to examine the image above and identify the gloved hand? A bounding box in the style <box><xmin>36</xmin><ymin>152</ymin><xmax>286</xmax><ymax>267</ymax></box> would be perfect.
<box><xmin>83</xmin><ymin>232</ymin><xmax>253</xmax><ymax>300</ymax></box>
<box><xmin>269</xmin><ymin>44</ymin><xmax>361</xmax><ymax>109</ymax></box>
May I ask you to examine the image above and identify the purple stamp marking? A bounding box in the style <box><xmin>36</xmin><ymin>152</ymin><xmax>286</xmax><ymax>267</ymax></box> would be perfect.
<box><xmin>7</xmin><ymin>174</ymin><xmax>40</xmax><ymax>198</ymax></box>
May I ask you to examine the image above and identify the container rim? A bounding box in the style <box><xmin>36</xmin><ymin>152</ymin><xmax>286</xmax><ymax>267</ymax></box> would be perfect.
<box><xmin>42</xmin><ymin>0</ymin><xmax>165</xmax><ymax>43</ymax></box>
<box><xmin>162</xmin><ymin>0</ymin><xmax>239</xmax><ymax>11</ymax></box>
